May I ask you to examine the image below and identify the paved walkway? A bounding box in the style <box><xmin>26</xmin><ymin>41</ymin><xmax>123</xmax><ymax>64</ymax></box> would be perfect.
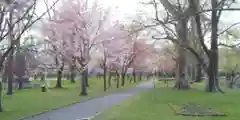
<box><xmin>23</xmin><ymin>80</ymin><xmax>154</xmax><ymax>120</ymax></box>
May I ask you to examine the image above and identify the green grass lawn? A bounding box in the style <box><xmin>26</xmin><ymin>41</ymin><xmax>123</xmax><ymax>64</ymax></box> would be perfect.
<box><xmin>0</xmin><ymin>77</ymin><xmax>140</xmax><ymax>120</ymax></box>
<box><xmin>94</xmin><ymin>80</ymin><xmax>240</xmax><ymax>120</ymax></box>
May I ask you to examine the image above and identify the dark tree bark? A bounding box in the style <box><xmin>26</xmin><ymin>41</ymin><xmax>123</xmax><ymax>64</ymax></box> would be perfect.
<box><xmin>133</xmin><ymin>69</ymin><xmax>136</xmax><ymax>83</ymax></box>
<box><xmin>85</xmin><ymin>68</ymin><xmax>89</xmax><ymax>87</ymax></box>
<box><xmin>70</xmin><ymin>71</ymin><xmax>75</xmax><ymax>83</ymax></box>
<box><xmin>40</xmin><ymin>72</ymin><xmax>45</xmax><ymax>81</ymax></box>
<box><xmin>80</xmin><ymin>68</ymin><xmax>88</xmax><ymax>96</ymax></box>
<box><xmin>70</xmin><ymin>59</ymin><xmax>76</xmax><ymax>83</ymax></box>
<box><xmin>2</xmin><ymin>66</ymin><xmax>7</xmax><ymax>83</ymax></box>
<box><xmin>103</xmin><ymin>66</ymin><xmax>107</xmax><ymax>91</ymax></box>
<box><xmin>205</xmin><ymin>0</ymin><xmax>223</xmax><ymax>92</ymax></box>
<box><xmin>102</xmin><ymin>55</ymin><xmax>107</xmax><ymax>91</ymax></box>
<box><xmin>121</xmin><ymin>73</ymin><xmax>126</xmax><ymax>87</ymax></box>
<box><xmin>0</xmin><ymin>81</ymin><xmax>2</xmax><ymax>112</ymax></box>
<box><xmin>139</xmin><ymin>72</ymin><xmax>142</xmax><ymax>81</ymax></box>
<box><xmin>55</xmin><ymin>62</ymin><xmax>64</xmax><ymax>88</ymax></box>
<box><xmin>55</xmin><ymin>71</ymin><xmax>63</xmax><ymax>88</ymax></box>
<box><xmin>0</xmin><ymin>53</ymin><xmax>2</xmax><ymax>112</ymax></box>
<box><xmin>18</xmin><ymin>79</ymin><xmax>23</xmax><ymax>90</ymax></box>
<box><xmin>6</xmin><ymin>48</ymin><xmax>13</xmax><ymax>95</ymax></box>
<box><xmin>195</xmin><ymin>63</ymin><xmax>202</xmax><ymax>82</ymax></box>
<box><xmin>33</xmin><ymin>74</ymin><xmax>37</xmax><ymax>81</ymax></box>
<box><xmin>107</xmin><ymin>73</ymin><xmax>112</xmax><ymax>88</ymax></box>
<box><xmin>225</xmin><ymin>72</ymin><xmax>233</xmax><ymax>88</ymax></box>
<box><xmin>116</xmin><ymin>71</ymin><xmax>120</xmax><ymax>88</ymax></box>
<box><xmin>6</xmin><ymin>8</ymin><xmax>14</xmax><ymax>95</ymax></box>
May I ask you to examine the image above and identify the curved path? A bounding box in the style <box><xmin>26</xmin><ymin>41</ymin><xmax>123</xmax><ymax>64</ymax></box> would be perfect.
<box><xmin>22</xmin><ymin>80</ymin><xmax>154</xmax><ymax>120</ymax></box>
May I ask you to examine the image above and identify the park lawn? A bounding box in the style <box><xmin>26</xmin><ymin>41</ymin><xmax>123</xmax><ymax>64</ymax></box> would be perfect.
<box><xmin>94</xmin><ymin>81</ymin><xmax>240</xmax><ymax>120</ymax></box>
<box><xmin>0</xmin><ymin>77</ymin><xmax>140</xmax><ymax>120</ymax></box>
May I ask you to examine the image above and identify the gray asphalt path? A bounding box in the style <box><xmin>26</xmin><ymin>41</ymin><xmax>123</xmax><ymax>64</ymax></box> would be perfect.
<box><xmin>22</xmin><ymin>80</ymin><xmax>154</xmax><ymax>120</ymax></box>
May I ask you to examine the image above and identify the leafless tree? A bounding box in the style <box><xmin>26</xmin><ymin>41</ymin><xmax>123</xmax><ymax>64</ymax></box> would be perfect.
<box><xmin>0</xmin><ymin>0</ymin><xmax>60</xmax><ymax>112</ymax></box>
<box><xmin>137</xmin><ymin>0</ymin><xmax>240</xmax><ymax>92</ymax></box>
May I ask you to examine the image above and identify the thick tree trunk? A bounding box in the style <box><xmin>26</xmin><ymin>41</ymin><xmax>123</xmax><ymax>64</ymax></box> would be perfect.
<box><xmin>121</xmin><ymin>73</ymin><xmax>125</xmax><ymax>87</ymax></box>
<box><xmin>18</xmin><ymin>79</ymin><xmax>23</xmax><ymax>89</ymax></box>
<box><xmin>116</xmin><ymin>71</ymin><xmax>120</xmax><ymax>88</ymax></box>
<box><xmin>173</xmin><ymin>19</ymin><xmax>190</xmax><ymax>90</ymax></box>
<box><xmin>206</xmin><ymin>67</ymin><xmax>216</xmax><ymax>92</ymax></box>
<box><xmin>70</xmin><ymin>65</ymin><xmax>75</xmax><ymax>83</ymax></box>
<box><xmin>195</xmin><ymin>64</ymin><xmax>202</xmax><ymax>82</ymax></box>
<box><xmin>70</xmin><ymin>57</ymin><xmax>76</xmax><ymax>83</ymax></box>
<box><xmin>173</xmin><ymin>47</ymin><xmax>190</xmax><ymax>90</ymax></box>
<box><xmin>103</xmin><ymin>66</ymin><xmax>107</xmax><ymax>91</ymax></box>
<box><xmin>2</xmin><ymin>66</ymin><xmax>7</xmax><ymax>83</ymax></box>
<box><xmin>85</xmin><ymin>68</ymin><xmax>89</xmax><ymax>87</ymax></box>
<box><xmin>133</xmin><ymin>69</ymin><xmax>136</xmax><ymax>83</ymax></box>
<box><xmin>55</xmin><ymin>71</ymin><xmax>63</xmax><ymax>88</ymax></box>
<box><xmin>34</xmin><ymin>74</ymin><xmax>37</xmax><ymax>81</ymax></box>
<box><xmin>55</xmin><ymin>63</ymin><xmax>64</xmax><ymax>88</ymax></box>
<box><xmin>107</xmin><ymin>73</ymin><xmax>112</xmax><ymax>88</ymax></box>
<box><xmin>225</xmin><ymin>73</ymin><xmax>233</xmax><ymax>88</ymax></box>
<box><xmin>7</xmin><ymin>10</ymin><xmax>13</xmax><ymax>95</ymax></box>
<box><xmin>139</xmin><ymin>72</ymin><xmax>142</xmax><ymax>81</ymax></box>
<box><xmin>40</xmin><ymin>72</ymin><xmax>45</xmax><ymax>81</ymax></box>
<box><xmin>70</xmin><ymin>72</ymin><xmax>75</xmax><ymax>83</ymax></box>
<box><xmin>205</xmin><ymin>0</ymin><xmax>224</xmax><ymax>93</ymax></box>
<box><xmin>80</xmin><ymin>69</ymin><xmax>88</xmax><ymax>96</ymax></box>
<box><xmin>0</xmin><ymin>82</ymin><xmax>3</xmax><ymax>112</ymax></box>
<box><xmin>7</xmin><ymin>49</ymin><xmax>13</xmax><ymax>95</ymax></box>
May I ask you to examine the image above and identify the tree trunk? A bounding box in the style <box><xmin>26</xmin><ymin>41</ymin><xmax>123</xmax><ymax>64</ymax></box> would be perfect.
<box><xmin>18</xmin><ymin>78</ymin><xmax>23</xmax><ymax>89</ymax></box>
<box><xmin>173</xmin><ymin>47</ymin><xmax>190</xmax><ymax>90</ymax></box>
<box><xmin>103</xmin><ymin>66</ymin><xmax>107</xmax><ymax>91</ymax></box>
<box><xmin>121</xmin><ymin>73</ymin><xmax>125</xmax><ymax>87</ymax></box>
<box><xmin>34</xmin><ymin>74</ymin><xmax>37</xmax><ymax>81</ymax></box>
<box><xmin>70</xmin><ymin>56</ymin><xmax>76</xmax><ymax>83</ymax></box>
<box><xmin>85</xmin><ymin>68</ymin><xmax>89</xmax><ymax>87</ymax></box>
<box><xmin>195</xmin><ymin>64</ymin><xmax>202</xmax><ymax>82</ymax></box>
<box><xmin>2</xmin><ymin>66</ymin><xmax>7</xmax><ymax>83</ymax></box>
<box><xmin>6</xmin><ymin>48</ymin><xmax>13</xmax><ymax>95</ymax></box>
<box><xmin>55</xmin><ymin>71</ymin><xmax>63</xmax><ymax>88</ymax></box>
<box><xmin>107</xmin><ymin>73</ymin><xmax>112</xmax><ymax>88</ymax></box>
<box><xmin>55</xmin><ymin>63</ymin><xmax>64</xmax><ymax>88</ymax></box>
<box><xmin>70</xmin><ymin>71</ymin><xmax>75</xmax><ymax>84</ymax></box>
<box><xmin>173</xmin><ymin>19</ymin><xmax>190</xmax><ymax>90</ymax></box>
<box><xmin>205</xmin><ymin>0</ymin><xmax>224</xmax><ymax>93</ymax></box>
<box><xmin>69</xmin><ymin>63</ymin><xmax>76</xmax><ymax>84</ymax></box>
<box><xmin>80</xmin><ymin>69</ymin><xmax>88</xmax><ymax>96</ymax></box>
<box><xmin>0</xmin><ymin>81</ymin><xmax>3</xmax><ymax>112</ymax></box>
<box><xmin>139</xmin><ymin>72</ymin><xmax>142</xmax><ymax>81</ymax></box>
<box><xmin>116</xmin><ymin>71</ymin><xmax>120</xmax><ymax>88</ymax></box>
<box><xmin>40</xmin><ymin>72</ymin><xmax>45</xmax><ymax>81</ymax></box>
<box><xmin>133</xmin><ymin>69</ymin><xmax>136</xmax><ymax>83</ymax></box>
<box><xmin>225</xmin><ymin>72</ymin><xmax>233</xmax><ymax>88</ymax></box>
<box><xmin>7</xmin><ymin>9</ymin><xmax>13</xmax><ymax>95</ymax></box>
<box><xmin>206</xmin><ymin>65</ymin><xmax>216</xmax><ymax>92</ymax></box>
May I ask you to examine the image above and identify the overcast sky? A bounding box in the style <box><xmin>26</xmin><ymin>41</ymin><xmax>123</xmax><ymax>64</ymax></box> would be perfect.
<box><xmin>30</xmin><ymin>0</ymin><xmax>240</xmax><ymax>47</ymax></box>
<box><xmin>34</xmin><ymin>0</ymin><xmax>240</xmax><ymax>29</ymax></box>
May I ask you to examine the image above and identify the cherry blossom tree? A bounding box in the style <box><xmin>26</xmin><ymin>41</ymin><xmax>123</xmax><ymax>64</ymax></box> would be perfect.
<box><xmin>130</xmin><ymin>40</ymin><xmax>153</xmax><ymax>82</ymax></box>
<box><xmin>42</xmin><ymin>0</ymin><xmax>117</xmax><ymax>95</ymax></box>
<box><xmin>97</xmin><ymin>22</ymin><xmax>133</xmax><ymax>90</ymax></box>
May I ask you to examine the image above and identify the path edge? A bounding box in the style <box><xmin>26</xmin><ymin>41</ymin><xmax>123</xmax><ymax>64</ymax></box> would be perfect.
<box><xmin>19</xmin><ymin>94</ymin><xmax>113</xmax><ymax>120</ymax></box>
<box><xmin>19</xmin><ymin>81</ymin><xmax>148</xmax><ymax>120</ymax></box>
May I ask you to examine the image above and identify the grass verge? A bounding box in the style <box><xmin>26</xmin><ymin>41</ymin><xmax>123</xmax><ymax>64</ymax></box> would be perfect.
<box><xmin>93</xmin><ymin>80</ymin><xmax>240</xmax><ymax>120</ymax></box>
<box><xmin>0</xmin><ymin>77</ymin><xmax>140</xmax><ymax>120</ymax></box>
